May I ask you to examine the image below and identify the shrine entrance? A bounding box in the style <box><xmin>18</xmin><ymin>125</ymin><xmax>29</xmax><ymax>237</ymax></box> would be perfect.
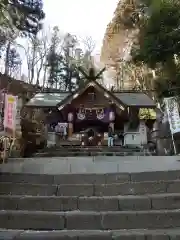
<box><xmin>74</xmin><ymin>120</ymin><xmax>108</xmax><ymax>133</ymax></box>
<box><xmin>72</xmin><ymin>107</ymin><xmax>111</xmax><ymax>146</ymax></box>
<box><xmin>74</xmin><ymin>120</ymin><xmax>109</xmax><ymax>146</ymax></box>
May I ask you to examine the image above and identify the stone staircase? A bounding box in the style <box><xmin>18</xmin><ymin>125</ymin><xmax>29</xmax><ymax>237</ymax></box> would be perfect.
<box><xmin>33</xmin><ymin>146</ymin><xmax>150</xmax><ymax>157</ymax></box>
<box><xmin>1</xmin><ymin>171</ymin><xmax>180</xmax><ymax>239</ymax></box>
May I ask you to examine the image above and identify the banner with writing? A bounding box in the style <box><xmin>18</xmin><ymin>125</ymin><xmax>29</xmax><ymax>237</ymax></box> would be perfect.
<box><xmin>164</xmin><ymin>97</ymin><xmax>180</xmax><ymax>134</ymax></box>
<box><xmin>4</xmin><ymin>94</ymin><xmax>17</xmax><ymax>131</ymax></box>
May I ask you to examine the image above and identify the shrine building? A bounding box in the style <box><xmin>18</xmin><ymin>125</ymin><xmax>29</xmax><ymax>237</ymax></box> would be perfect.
<box><xmin>26</xmin><ymin>68</ymin><xmax>156</xmax><ymax>147</ymax></box>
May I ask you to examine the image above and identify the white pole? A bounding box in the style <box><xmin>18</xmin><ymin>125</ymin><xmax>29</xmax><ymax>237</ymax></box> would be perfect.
<box><xmin>171</xmin><ymin>133</ymin><xmax>177</xmax><ymax>155</ymax></box>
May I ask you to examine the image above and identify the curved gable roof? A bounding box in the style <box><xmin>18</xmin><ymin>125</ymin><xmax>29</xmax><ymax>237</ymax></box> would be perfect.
<box><xmin>26</xmin><ymin>92</ymin><xmax>70</xmax><ymax>107</ymax></box>
<box><xmin>114</xmin><ymin>92</ymin><xmax>156</xmax><ymax>107</ymax></box>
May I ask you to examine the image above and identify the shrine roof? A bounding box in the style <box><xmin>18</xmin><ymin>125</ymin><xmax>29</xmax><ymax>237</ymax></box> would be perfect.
<box><xmin>26</xmin><ymin>83</ymin><xmax>156</xmax><ymax>109</ymax></box>
<box><xmin>26</xmin><ymin>92</ymin><xmax>70</xmax><ymax>107</ymax></box>
<box><xmin>114</xmin><ymin>92</ymin><xmax>156</xmax><ymax>107</ymax></box>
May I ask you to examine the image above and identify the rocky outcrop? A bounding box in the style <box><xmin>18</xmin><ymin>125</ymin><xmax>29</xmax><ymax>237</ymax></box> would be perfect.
<box><xmin>100</xmin><ymin>0</ymin><xmax>139</xmax><ymax>89</ymax></box>
<box><xmin>101</xmin><ymin>0</ymin><xmax>138</xmax><ymax>64</ymax></box>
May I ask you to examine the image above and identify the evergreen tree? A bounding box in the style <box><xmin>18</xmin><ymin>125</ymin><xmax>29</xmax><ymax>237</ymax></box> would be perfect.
<box><xmin>47</xmin><ymin>30</ymin><xmax>82</xmax><ymax>91</ymax></box>
<box><xmin>0</xmin><ymin>0</ymin><xmax>45</xmax><ymax>35</ymax></box>
<box><xmin>59</xmin><ymin>34</ymin><xmax>80</xmax><ymax>92</ymax></box>
<box><xmin>131</xmin><ymin>0</ymin><xmax>180</xmax><ymax>98</ymax></box>
<box><xmin>6</xmin><ymin>46</ymin><xmax>21</xmax><ymax>76</ymax></box>
<box><xmin>46</xmin><ymin>26</ymin><xmax>62</xmax><ymax>88</ymax></box>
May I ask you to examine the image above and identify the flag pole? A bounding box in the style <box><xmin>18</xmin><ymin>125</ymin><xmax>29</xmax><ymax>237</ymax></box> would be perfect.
<box><xmin>171</xmin><ymin>133</ymin><xmax>177</xmax><ymax>155</ymax></box>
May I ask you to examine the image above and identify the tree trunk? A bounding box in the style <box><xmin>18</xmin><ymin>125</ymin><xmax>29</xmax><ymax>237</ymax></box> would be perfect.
<box><xmin>36</xmin><ymin>59</ymin><xmax>44</xmax><ymax>86</ymax></box>
<box><xmin>42</xmin><ymin>65</ymin><xmax>48</xmax><ymax>88</ymax></box>
<box><xmin>165</xmin><ymin>57</ymin><xmax>177</xmax><ymax>81</ymax></box>
<box><xmin>4</xmin><ymin>42</ymin><xmax>11</xmax><ymax>75</ymax></box>
<box><xmin>30</xmin><ymin>44</ymin><xmax>36</xmax><ymax>84</ymax></box>
<box><xmin>30</xmin><ymin>35</ymin><xmax>38</xmax><ymax>84</ymax></box>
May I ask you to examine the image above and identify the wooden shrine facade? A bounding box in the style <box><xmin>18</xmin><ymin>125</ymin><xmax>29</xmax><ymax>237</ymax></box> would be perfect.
<box><xmin>26</xmin><ymin>68</ymin><xmax>156</xmax><ymax>147</ymax></box>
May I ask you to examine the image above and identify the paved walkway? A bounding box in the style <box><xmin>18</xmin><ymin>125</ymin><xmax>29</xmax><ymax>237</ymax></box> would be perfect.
<box><xmin>0</xmin><ymin>156</ymin><xmax>180</xmax><ymax>174</ymax></box>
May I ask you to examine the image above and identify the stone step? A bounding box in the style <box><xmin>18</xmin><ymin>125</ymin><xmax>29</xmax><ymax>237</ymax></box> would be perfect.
<box><xmin>43</xmin><ymin>145</ymin><xmax>139</xmax><ymax>149</ymax></box>
<box><xmin>0</xmin><ymin>180</ymin><xmax>180</xmax><ymax>196</ymax></box>
<box><xmin>0</xmin><ymin>172</ymin><xmax>130</xmax><ymax>184</ymax></box>
<box><xmin>1</xmin><ymin>229</ymin><xmax>180</xmax><ymax>240</ymax></box>
<box><xmin>34</xmin><ymin>151</ymin><xmax>145</xmax><ymax>157</ymax></box>
<box><xmin>1</xmin><ymin>170</ymin><xmax>180</xmax><ymax>184</ymax></box>
<box><xmin>1</xmin><ymin>193</ymin><xmax>180</xmax><ymax>211</ymax></box>
<box><xmin>43</xmin><ymin>146</ymin><xmax>140</xmax><ymax>151</ymax></box>
<box><xmin>1</xmin><ymin>209</ymin><xmax>180</xmax><ymax>230</ymax></box>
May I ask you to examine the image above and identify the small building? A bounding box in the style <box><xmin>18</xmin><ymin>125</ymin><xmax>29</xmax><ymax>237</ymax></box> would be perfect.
<box><xmin>0</xmin><ymin>74</ymin><xmax>40</xmax><ymax>157</ymax></box>
<box><xmin>26</xmin><ymin>68</ymin><xmax>156</xmax><ymax>148</ymax></box>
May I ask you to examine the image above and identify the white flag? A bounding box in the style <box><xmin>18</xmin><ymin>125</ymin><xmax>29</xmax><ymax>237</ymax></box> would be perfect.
<box><xmin>164</xmin><ymin>97</ymin><xmax>180</xmax><ymax>134</ymax></box>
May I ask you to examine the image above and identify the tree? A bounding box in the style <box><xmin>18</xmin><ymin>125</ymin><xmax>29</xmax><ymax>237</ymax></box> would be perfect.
<box><xmin>0</xmin><ymin>0</ymin><xmax>45</xmax><ymax>35</ymax></box>
<box><xmin>47</xmin><ymin>30</ymin><xmax>80</xmax><ymax>91</ymax></box>
<box><xmin>46</xmin><ymin>27</ymin><xmax>97</xmax><ymax>91</ymax></box>
<box><xmin>79</xmin><ymin>36</ymin><xmax>95</xmax><ymax>71</ymax></box>
<box><xmin>4</xmin><ymin>44</ymin><xmax>21</xmax><ymax>76</ymax></box>
<box><xmin>131</xmin><ymin>0</ymin><xmax>180</xmax><ymax>98</ymax></box>
<box><xmin>46</xmin><ymin>26</ymin><xmax>63</xmax><ymax>88</ymax></box>
<box><xmin>35</xmin><ymin>30</ymin><xmax>50</xmax><ymax>86</ymax></box>
<box><xmin>59</xmin><ymin>33</ymin><xmax>81</xmax><ymax>91</ymax></box>
<box><xmin>81</xmin><ymin>36</ymin><xmax>95</xmax><ymax>55</ymax></box>
<box><xmin>6</xmin><ymin>46</ymin><xmax>22</xmax><ymax>77</ymax></box>
<box><xmin>0</xmin><ymin>0</ymin><xmax>45</xmax><ymax>81</ymax></box>
<box><xmin>26</xmin><ymin>34</ymin><xmax>43</xmax><ymax>84</ymax></box>
<box><xmin>15</xmin><ymin>27</ymin><xmax>51</xmax><ymax>85</ymax></box>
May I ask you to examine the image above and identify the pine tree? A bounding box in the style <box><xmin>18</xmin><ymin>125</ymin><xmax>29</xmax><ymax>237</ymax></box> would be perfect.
<box><xmin>47</xmin><ymin>30</ymin><xmax>82</xmax><ymax>91</ymax></box>
<box><xmin>131</xmin><ymin>0</ymin><xmax>180</xmax><ymax>98</ymax></box>
<box><xmin>0</xmin><ymin>0</ymin><xmax>45</xmax><ymax>35</ymax></box>
<box><xmin>6</xmin><ymin>46</ymin><xmax>21</xmax><ymax>76</ymax></box>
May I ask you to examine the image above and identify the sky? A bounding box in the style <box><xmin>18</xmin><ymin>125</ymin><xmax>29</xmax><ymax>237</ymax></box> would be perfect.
<box><xmin>43</xmin><ymin>0</ymin><xmax>119</xmax><ymax>52</ymax></box>
<box><xmin>15</xmin><ymin>0</ymin><xmax>119</xmax><ymax>79</ymax></box>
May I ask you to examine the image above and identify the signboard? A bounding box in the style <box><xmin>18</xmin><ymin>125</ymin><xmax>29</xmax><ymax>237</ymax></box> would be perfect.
<box><xmin>164</xmin><ymin>97</ymin><xmax>180</xmax><ymax>134</ymax></box>
<box><xmin>139</xmin><ymin>120</ymin><xmax>147</xmax><ymax>144</ymax></box>
<box><xmin>4</xmin><ymin>94</ymin><xmax>17</xmax><ymax>131</ymax></box>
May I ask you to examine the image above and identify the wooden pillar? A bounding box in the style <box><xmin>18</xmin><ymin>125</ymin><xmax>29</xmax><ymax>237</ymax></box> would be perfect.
<box><xmin>109</xmin><ymin>122</ymin><xmax>114</xmax><ymax>131</ymax></box>
<box><xmin>109</xmin><ymin>110</ymin><xmax>115</xmax><ymax>132</ymax></box>
<box><xmin>68</xmin><ymin>112</ymin><xmax>73</xmax><ymax>139</ymax></box>
<box><xmin>68</xmin><ymin>122</ymin><xmax>73</xmax><ymax>139</ymax></box>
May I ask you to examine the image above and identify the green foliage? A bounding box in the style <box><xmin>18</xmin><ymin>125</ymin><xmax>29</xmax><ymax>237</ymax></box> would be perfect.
<box><xmin>7</xmin><ymin>46</ymin><xmax>21</xmax><ymax>75</ymax></box>
<box><xmin>47</xmin><ymin>29</ymin><xmax>80</xmax><ymax>91</ymax></box>
<box><xmin>131</xmin><ymin>0</ymin><xmax>180</xmax><ymax>98</ymax></box>
<box><xmin>133</xmin><ymin>0</ymin><xmax>180</xmax><ymax>67</ymax></box>
<box><xmin>0</xmin><ymin>0</ymin><xmax>45</xmax><ymax>35</ymax></box>
<box><xmin>47</xmin><ymin>28</ymin><xmax>93</xmax><ymax>92</ymax></box>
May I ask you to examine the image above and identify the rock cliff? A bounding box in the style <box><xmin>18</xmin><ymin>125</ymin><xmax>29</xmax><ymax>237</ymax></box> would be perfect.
<box><xmin>100</xmin><ymin>0</ymin><xmax>139</xmax><ymax>89</ymax></box>
<box><xmin>101</xmin><ymin>0</ymin><xmax>138</xmax><ymax>63</ymax></box>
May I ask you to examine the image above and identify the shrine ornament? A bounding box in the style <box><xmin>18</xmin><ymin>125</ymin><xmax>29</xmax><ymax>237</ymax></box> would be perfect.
<box><xmin>77</xmin><ymin>108</ymin><xmax>86</xmax><ymax>120</ymax></box>
<box><xmin>109</xmin><ymin>111</ymin><xmax>115</xmax><ymax>121</ymax></box>
<box><xmin>96</xmin><ymin>108</ymin><xmax>105</xmax><ymax>120</ymax></box>
<box><xmin>68</xmin><ymin>112</ymin><xmax>73</xmax><ymax>122</ymax></box>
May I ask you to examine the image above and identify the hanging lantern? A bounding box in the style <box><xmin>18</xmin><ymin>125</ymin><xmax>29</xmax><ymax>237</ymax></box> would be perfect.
<box><xmin>109</xmin><ymin>111</ymin><xmax>115</xmax><ymax>121</ymax></box>
<box><xmin>68</xmin><ymin>112</ymin><xmax>73</xmax><ymax>122</ymax></box>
